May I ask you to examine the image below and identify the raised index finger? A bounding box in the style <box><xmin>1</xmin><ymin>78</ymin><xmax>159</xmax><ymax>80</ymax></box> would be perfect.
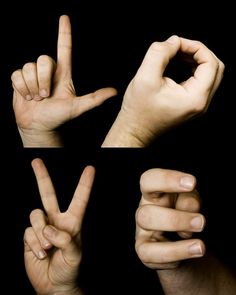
<box><xmin>68</xmin><ymin>166</ymin><xmax>95</xmax><ymax>229</ymax></box>
<box><xmin>31</xmin><ymin>158</ymin><xmax>59</xmax><ymax>215</ymax></box>
<box><xmin>57</xmin><ymin>15</ymin><xmax>72</xmax><ymax>79</ymax></box>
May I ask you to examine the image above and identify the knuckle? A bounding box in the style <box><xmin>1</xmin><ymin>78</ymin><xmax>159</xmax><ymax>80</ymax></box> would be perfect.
<box><xmin>149</xmin><ymin>41</ymin><xmax>160</xmax><ymax>51</ymax></box>
<box><xmin>136</xmin><ymin>244</ymin><xmax>149</xmax><ymax>262</ymax></box>
<box><xmin>209</xmin><ymin>57</ymin><xmax>219</xmax><ymax>70</ymax></box>
<box><xmin>61</xmin><ymin>233</ymin><xmax>72</xmax><ymax>245</ymax></box>
<box><xmin>23</xmin><ymin>62</ymin><xmax>36</xmax><ymax>73</ymax></box>
<box><xmin>148</xmin><ymin>42</ymin><xmax>170</xmax><ymax>63</ymax></box>
<box><xmin>139</xmin><ymin>171</ymin><xmax>150</xmax><ymax>192</ymax></box>
<box><xmin>188</xmin><ymin>96</ymin><xmax>208</xmax><ymax>113</ymax></box>
<box><xmin>219</xmin><ymin>60</ymin><xmax>225</xmax><ymax>74</ymax></box>
<box><xmin>136</xmin><ymin>206</ymin><xmax>150</xmax><ymax>227</ymax></box>
<box><xmin>149</xmin><ymin>41</ymin><xmax>173</xmax><ymax>59</ymax></box>
<box><xmin>194</xmin><ymin>40</ymin><xmax>204</xmax><ymax>47</ymax></box>
<box><xmin>194</xmin><ymin>99</ymin><xmax>208</xmax><ymax>112</ymax></box>
<box><xmin>149</xmin><ymin>41</ymin><xmax>166</xmax><ymax>52</ymax></box>
<box><xmin>24</xmin><ymin>227</ymin><xmax>32</xmax><ymax>241</ymax></box>
<box><xmin>11</xmin><ymin>69</ymin><xmax>21</xmax><ymax>81</ymax></box>
<box><xmin>37</xmin><ymin>55</ymin><xmax>52</xmax><ymax>66</ymax></box>
<box><xmin>24</xmin><ymin>227</ymin><xmax>32</xmax><ymax>236</ymax></box>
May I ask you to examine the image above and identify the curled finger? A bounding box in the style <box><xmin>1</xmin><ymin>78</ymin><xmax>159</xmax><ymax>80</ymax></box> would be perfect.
<box><xmin>24</xmin><ymin>227</ymin><xmax>47</xmax><ymax>260</ymax></box>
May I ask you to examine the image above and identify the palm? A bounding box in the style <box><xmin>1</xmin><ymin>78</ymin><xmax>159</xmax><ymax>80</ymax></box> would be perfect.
<box><xmin>25</xmin><ymin>245</ymin><xmax>79</xmax><ymax>294</ymax></box>
<box><xmin>13</xmin><ymin>84</ymin><xmax>78</xmax><ymax>131</ymax></box>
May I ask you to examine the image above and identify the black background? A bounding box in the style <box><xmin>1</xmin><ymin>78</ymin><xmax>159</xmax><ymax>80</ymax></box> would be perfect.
<box><xmin>1</xmin><ymin>0</ymin><xmax>235</xmax><ymax>294</ymax></box>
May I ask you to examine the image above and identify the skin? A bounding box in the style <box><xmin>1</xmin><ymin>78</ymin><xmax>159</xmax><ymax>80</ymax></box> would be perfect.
<box><xmin>12</xmin><ymin>24</ymin><xmax>224</xmax><ymax>148</ymax></box>
<box><xmin>11</xmin><ymin>15</ymin><xmax>117</xmax><ymax>147</ymax></box>
<box><xmin>102</xmin><ymin>36</ymin><xmax>225</xmax><ymax>147</ymax></box>
<box><xmin>24</xmin><ymin>159</ymin><xmax>95</xmax><ymax>295</ymax></box>
<box><xmin>135</xmin><ymin>168</ymin><xmax>236</xmax><ymax>294</ymax></box>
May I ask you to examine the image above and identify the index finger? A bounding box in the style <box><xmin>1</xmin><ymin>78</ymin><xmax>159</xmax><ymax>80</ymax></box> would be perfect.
<box><xmin>57</xmin><ymin>15</ymin><xmax>72</xmax><ymax>79</ymax></box>
<box><xmin>140</xmin><ymin>168</ymin><xmax>196</xmax><ymax>198</ymax></box>
<box><xmin>179</xmin><ymin>38</ymin><xmax>219</xmax><ymax>93</ymax></box>
<box><xmin>67</xmin><ymin>166</ymin><xmax>95</xmax><ymax>229</ymax></box>
<box><xmin>31</xmin><ymin>158</ymin><xmax>60</xmax><ymax>215</ymax></box>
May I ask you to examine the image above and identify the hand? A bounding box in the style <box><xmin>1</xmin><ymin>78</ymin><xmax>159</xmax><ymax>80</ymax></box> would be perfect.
<box><xmin>135</xmin><ymin>168</ymin><xmax>205</xmax><ymax>270</ymax></box>
<box><xmin>102</xmin><ymin>36</ymin><xmax>224</xmax><ymax>147</ymax></box>
<box><xmin>24</xmin><ymin>159</ymin><xmax>95</xmax><ymax>295</ymax></box>
<box><xmin>11</xmin><ymin>15</ymin><xmax>117</xmax><ymax>147</ymax></box>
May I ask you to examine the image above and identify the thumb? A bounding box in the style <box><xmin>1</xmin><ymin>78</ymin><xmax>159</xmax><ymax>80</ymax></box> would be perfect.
<box><xmin>70</xmin><ymin>87</ymin><xmax>117</xmax><ymax>119</ymax></box>
<box><xmin>43</xmin><ymin>225</ymin><xmax>81</xmax><ymax>265</ymax></box>
<box><xmin>136</xmin><ymin>35</ymin><xmax>180</xmax><ymax>83</ymax></box>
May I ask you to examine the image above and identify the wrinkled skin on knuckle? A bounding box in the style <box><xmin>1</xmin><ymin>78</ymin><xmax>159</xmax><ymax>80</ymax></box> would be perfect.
<box><xmin>149</xmin><ymin>41</ymin><xmax>167</xmax><ymax>54</ymax></box>
<box><xmin>139</xmin><ymin>170</ymin><xmax>151</xmax><ymax>193</ymax></box>
<box><xmin>136</xmin><ymin>205</ymin><xmax>151</xmax><ymax>228</ymax></box>
<box><xmin>37</xmin><ymin>55</ymin><xmax>51</xmax><ymax>65</ymax></box>
<box><xmin>23</xmin><ymin>62</ymin><xmax>35</xmax><ymax>74</ymax></box>
<box><xmin>11</xmin><ymin>69</ymin><xmax>21</xmax><ymax>82</ymax></box>
<box><xmin>135</xmin><ymin>243</ymin><xmax>150</xmax><ymax>263</ymax></box>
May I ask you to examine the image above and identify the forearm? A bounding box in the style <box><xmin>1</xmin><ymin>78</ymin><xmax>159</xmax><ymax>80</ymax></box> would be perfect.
<box><xmin>157</xmin><ymin>253</ymin><xmax>236</xmax><ymax>295</ymax></box>
<box><xmin>19</xmin><ymin>128</ymin><xmax>63</xmax><ymax>147</ymax></box>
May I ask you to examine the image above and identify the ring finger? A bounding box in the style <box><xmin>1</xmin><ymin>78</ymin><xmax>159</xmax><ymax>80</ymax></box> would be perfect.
<box><xmin>22</xmin><ymin>62</ymin><xmax>40</xmax><ymax>100</ymax></box>
<box><xmin>30</xmin><ymin>209</ymin><xmax>52</xmax><ymax>249</ymax></box>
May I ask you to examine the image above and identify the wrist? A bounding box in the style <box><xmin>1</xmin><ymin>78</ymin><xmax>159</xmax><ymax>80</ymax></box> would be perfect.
<box><xmin>102</xmin><ymin>110</ymin><xmax>152</xmax><ymax>147</ymax></box>
<box><xmin>18</xmin><ymin>128</ymin><xmax>63</xmax><ymax>147</ymax></box>
<box><xmin>156</xmin><ymin>254</ymin><xmax>226</xmax><ymax>295</ymax></box>
<box><xmin>37</xmin><ymin>286</ymin><xmax>83</xmax><ymax>295</ymax></box>
<box><xmin>156</xmin><ymin>260</ymin><xmax>199</xmax><ymax>295</ymax></box>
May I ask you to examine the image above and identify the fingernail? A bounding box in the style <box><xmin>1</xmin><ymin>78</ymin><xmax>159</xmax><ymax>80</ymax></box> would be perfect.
<box><xmin>191</xmin><ymin>216</ymin><xmax>204</xmax><ymax>231</ymax></box>
<box><xmin>180</xmin><ymin>176</ymin><xmax>195</xmax><ymax>189</ymax></box>
<box><xmin>167</xmin><ymin>35</ymin><xmax>179</xmax><ymax>44</ymax></box>
<box><xmin>42</xmin><ymin>240</ymin><xmax>51</xmax><ymax>248</ymax></box>
<box><xmin>189</xmin><ymin>243</ymin><xmax>203</xmax><ymax>257</ymax></box>
<box><xmin>40</xmin><ymin>89</ymin><xmax>48</xmax><ymax>97</ymax></box>
<box><xmin>44</xmin><ymin>225</ymin><xmax>57</xmax><ymax>238</ymax></box>
<box><xmin>38</xmin><ymin>249</ymin><xmax>47</xmax><ymax>259</ymax></box>
<box><xmin>26</xmin><ymin>95</ymin><xmax>32</xmax><ymax>101</ymax></box>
